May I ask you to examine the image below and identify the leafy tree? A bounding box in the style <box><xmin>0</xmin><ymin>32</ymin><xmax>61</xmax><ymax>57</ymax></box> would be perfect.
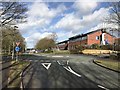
<box><xmin>35</xmin><ymin>38</ymin><xmax>56</xmax><ymax>52</ymax></box>
<box><xmin>1</xmin><ymin>26</ymin><xmax>26</xmax><ymax>54</ymax></box>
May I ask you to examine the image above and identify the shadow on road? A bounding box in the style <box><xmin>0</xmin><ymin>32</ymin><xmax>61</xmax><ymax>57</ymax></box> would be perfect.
<box><xmin>23</xmin><ymin>61</ymin><xmax>99</xmax><ymax>88</ymax></box>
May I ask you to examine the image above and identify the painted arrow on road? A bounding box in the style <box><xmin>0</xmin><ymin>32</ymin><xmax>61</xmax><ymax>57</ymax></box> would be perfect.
<box><xmin>41</xmin><ymin>63</ymin><xmax>51</xmax><ymax>70</ymax></box>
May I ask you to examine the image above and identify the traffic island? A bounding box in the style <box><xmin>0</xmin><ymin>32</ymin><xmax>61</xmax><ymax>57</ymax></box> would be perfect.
<box><xmin>93</xmin><ymin>59</ymin><xmax>120</xmax><ymax>73</ymax></box>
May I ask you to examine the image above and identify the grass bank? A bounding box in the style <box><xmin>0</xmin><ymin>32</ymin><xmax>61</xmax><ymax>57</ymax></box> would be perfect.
<box><xmin>94</xmin><ymin>60</ymin><xmax>120</xmax><ymax>72</ymax></box>
<box><xmin>3</xmin><ymin>60</ymin><xmax>30</xmax><ymax>88</ymax></box>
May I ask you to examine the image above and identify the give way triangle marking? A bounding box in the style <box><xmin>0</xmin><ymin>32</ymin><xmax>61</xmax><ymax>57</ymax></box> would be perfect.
<box><xmin>41</xmin><ymin>63</ymin><xmax>51</xmax><ymax>70</ymax></box>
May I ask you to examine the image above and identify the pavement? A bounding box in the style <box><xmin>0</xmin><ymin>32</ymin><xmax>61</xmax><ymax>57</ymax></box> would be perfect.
<box><xmin>16</xmin><ymin>54</ymin><xmax>119</xmax><ymax>89</ymax></box>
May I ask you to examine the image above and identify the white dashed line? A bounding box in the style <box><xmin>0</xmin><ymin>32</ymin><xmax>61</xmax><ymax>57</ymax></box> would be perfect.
<box><xmin>52</xmin><ymin>56</ymin><xmax>64</xmax><ymax>57</ymax></box>
<box><xmin>98</xmin><ymin>85</ymin><xmax>109</xmax><ymax>90</ymax></box>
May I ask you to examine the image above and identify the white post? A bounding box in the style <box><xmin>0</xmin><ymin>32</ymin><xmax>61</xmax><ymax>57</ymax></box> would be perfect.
<box><xmin>12</xmin><ymin>42</ymin><xmax>15</xmax><ymax>60</ymax></box>
<box><xmin>102</xmin><ymin>33</ymin><xmax>105</xmax><ymax>45</ymax></box>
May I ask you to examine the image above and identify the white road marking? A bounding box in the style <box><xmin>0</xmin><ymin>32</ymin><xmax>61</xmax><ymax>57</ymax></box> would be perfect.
<box><xmin>57</xmin><ymin>61</ymin><xmax>61</xmax><ymax>65</ymax></box>
<box><xmin>41</xmin><ymin>63</ymin><xmax>51</xmax><ymax>70</ymax></box>
<box><xmin>64</xmin><ymin>66</ymin><xmax>81</xmax><ymax>77</ymax></box>
<box><xmin>67</xmin><ymin>61</ymin><xmax>69</xmax><ymax>65</ymax></box>
<box><xmin>57</xmin><ymin>61</ymin><xmax>81</xmax><ymax>77</ymax></box>
<box><xmin>52</xmin><ymin>56</ymin><xmax>64</xmax><ymax>57</ymax></box>
<box><xmin>66</xmin><ymin>56</ymin><xmax>69</xmax><ymax>57</ymax></box>
<box><xmin>98</xmin><ymin>85</ymin><xmax>109</xmax><ymax>90</ymax></box>
<box><xmin>57</xmin><ymin>61</ymin><xmax>64</xmax><ymax>65</ymax></box>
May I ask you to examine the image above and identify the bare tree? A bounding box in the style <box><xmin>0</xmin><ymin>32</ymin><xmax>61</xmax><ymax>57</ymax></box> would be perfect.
<box><xmin>104</xmin><ymin>2</ymin><xmax>120</xmax><ymax>36</ymax></box>
<box><xmin>0</xmin><ymin>2</ymin><xmax>28</xmax><ymax>26</ymax></box>
<box><xmin>46</xmin><ymin>32</ymin><xmax>58</xmax><ymax>41</ymax></box>
<box><xmin>104</xmin><ymin>2</ymin><xmax>120</xmax><ymax>54</ymax></box>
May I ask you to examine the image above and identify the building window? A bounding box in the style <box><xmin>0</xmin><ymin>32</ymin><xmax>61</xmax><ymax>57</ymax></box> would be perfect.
<box><xmin>96</xmin><ymin>36</ymin><xmax>99</xmax><ymax>40</ymax></box>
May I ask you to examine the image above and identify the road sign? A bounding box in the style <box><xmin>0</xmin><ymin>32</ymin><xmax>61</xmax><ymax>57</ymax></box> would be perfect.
<box><xmin>16</xmin><ymin>42</ymin><xmax>20</xmax><ymax>46</ymax></box>
<box><xmin>15</xmin><ymin>46</ymin><xmax>20</xmax><ymax>52</ymax></box>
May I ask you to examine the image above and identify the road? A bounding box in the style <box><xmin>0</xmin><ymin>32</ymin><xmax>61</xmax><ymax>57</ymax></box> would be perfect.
<box><xmin>19</xmin><ymin>54</ymin><xmax>119</xmax><ymax>89</ymax></box>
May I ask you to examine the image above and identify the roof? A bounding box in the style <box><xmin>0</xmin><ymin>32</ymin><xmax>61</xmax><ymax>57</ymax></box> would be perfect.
<box><xmin>57</xmin><ymin>40</ymin><xmax>68</xmax><ymax>44</ymax></box>
<box><xmin>69</xmin><ymin>28</ymin><xmax>115</xmax><ymax>40</ymax></box>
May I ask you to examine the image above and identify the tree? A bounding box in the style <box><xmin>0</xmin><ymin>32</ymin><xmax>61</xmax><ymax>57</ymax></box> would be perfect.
<box><xmin>35</xmin><ymin>38</ymin><xmax>56</xmax><ymax>52</ymax></box>
<box><xmin>1</xmin><ymin>26</ymin><xmax>26</xmax><ymax>54</ymax></box>
<box><xmin>104</xmin><ymin>2</ymin><xmax>120</xmax><ymax>37</ymax></box>
<box><xmin>0</xmin><ymin>2</ymin><xmax>28</xmax><ymax>26</ymax></box>
<box><xmin>0</xmin><ymin>2</ymin><xmax>28</xmax><ymax>55</ymax></box>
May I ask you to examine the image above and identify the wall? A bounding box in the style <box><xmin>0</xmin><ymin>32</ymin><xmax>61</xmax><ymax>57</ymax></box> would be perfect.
<box><xmin>87</xmin><ymin>31</ymin><xmax>114</xmax><ymax>45</ymax></box>
<box><xmin>69</xmin><ymin>40</ymin><xmax>87</xmax><ymax>50</ymax></box>
<box><xmin>87</xmin><ymin>31</ymin><xmax>102</xmax><ymax>45</ymax></box>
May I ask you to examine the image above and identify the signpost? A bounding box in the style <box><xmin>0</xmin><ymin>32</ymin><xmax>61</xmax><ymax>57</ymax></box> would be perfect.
<box><xmin>15</xmin><ymin>42</ymin><xmax>21</xmax><ymax>61</ymax></box>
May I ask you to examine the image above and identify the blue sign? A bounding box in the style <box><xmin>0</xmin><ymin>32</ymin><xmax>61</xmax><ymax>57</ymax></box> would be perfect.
<box><xmin>15</xmin><ymin>46</ymin><xmax>20</xmax><ymax>52</ymax></box>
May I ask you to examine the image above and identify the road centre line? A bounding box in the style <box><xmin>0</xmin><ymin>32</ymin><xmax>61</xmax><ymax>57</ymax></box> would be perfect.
<box><xmin>97</xmin><ymin>85</ymin><xmax>109</xmax><ymax>90</ymax></box>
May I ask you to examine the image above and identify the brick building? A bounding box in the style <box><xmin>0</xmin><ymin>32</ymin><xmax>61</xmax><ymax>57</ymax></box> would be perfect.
<box><xmin>56</xmin><ymin>40</ymin><xmax>68</xmax><ymax>50</ymax></box>
<box><xmin>57</xmin><ymin>28</ymin><xmax>115</xmax><ymax>50</ymax></box>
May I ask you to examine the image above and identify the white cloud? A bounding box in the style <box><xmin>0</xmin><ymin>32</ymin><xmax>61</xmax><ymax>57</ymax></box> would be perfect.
<box><xmin>73</xmin><ymin>0</ymin><xmax>98</xmax><ymax>15</ymax></box>
<box><xmin>18</xmin><ymin>2</ymin><xmax>66</xmax><ymax>35</ymax></box>
<box><xmin>56</xmin><ymin>31</ymin><xmax>75</xmax><ymax>42</ymax></box>
<box><xmin>25</xmin><ymin>32</ymin><xmax>54</xmax><ymax>48</ymax></box>
<box><xmin>81</xmin><ymin>7</ymin><xmax>110</xmax><ymax>28</ymax></box>
<box><xmin>53</xmin><ymin>7</ymin><xmax>110</xmax><ymax>35</ymax></box>
<box><xmin>54</xmin><ymin>13</ymin><xmax>83</xmax><ymax>33</ymax></box>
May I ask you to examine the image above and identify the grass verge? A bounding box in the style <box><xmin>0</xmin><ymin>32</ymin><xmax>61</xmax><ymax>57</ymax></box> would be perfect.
<box><xmin>3</xmin><ymin>60</ymin><xmax>30</xmax><ymax>88</ymax></box>
<box><xmin>94</xmin><ymin>60</ymin><xmax>120</xmax><ymax>72</ymax></box>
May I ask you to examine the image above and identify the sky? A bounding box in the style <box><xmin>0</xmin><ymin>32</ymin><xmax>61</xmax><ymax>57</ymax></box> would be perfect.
<box><xmin>17</xmin><ymin>0</ymin><xmax>119</xmax><ymax>48</ymax></box>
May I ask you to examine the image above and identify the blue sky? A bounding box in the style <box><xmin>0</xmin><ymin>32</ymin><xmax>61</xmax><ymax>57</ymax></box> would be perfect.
<box><xmin>18</xmin><ymin>1</ymin><xmax>118</xmax><ymax>48</ymax></box>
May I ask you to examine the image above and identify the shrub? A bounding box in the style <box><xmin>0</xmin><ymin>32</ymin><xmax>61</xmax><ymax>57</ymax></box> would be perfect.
<box><xmin>70</xmin><ymin>49</ymin><xmax>79</xmax><ymax>54</ymax></box>
<box><xmin>91</xmin><ymin>44</ymin><xmax>100</xmax><ymax>49</ymax></box>
<box><xmin>100</xmin><ymin>45</ymin><xmax>113</xmax><ymax>50</ymax></box>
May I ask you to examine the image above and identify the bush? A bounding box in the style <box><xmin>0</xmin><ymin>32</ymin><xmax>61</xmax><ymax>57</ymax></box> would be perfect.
<box><xmin>44</xmin><ymin>50</ymin><xmax>53</xmax><ymax>53</ymax></box>
<box><xmin>53</xmin><ymin>50</ymin><xmax>70</xmax><ymax>54</ymax></box>
<box><xmin>91</xmin><ymin>44</ymin><xmax>100</xmax><ymax>49</ymax></box>
<box><xmin>70</xmin><ymin>49</ymin><xmax>79</xmax><ymax>54</ymax></box>
<box><xmin>100</xmin><ymin>45</ymin><xmax>113</xmax><ymax>50</ymax></box>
